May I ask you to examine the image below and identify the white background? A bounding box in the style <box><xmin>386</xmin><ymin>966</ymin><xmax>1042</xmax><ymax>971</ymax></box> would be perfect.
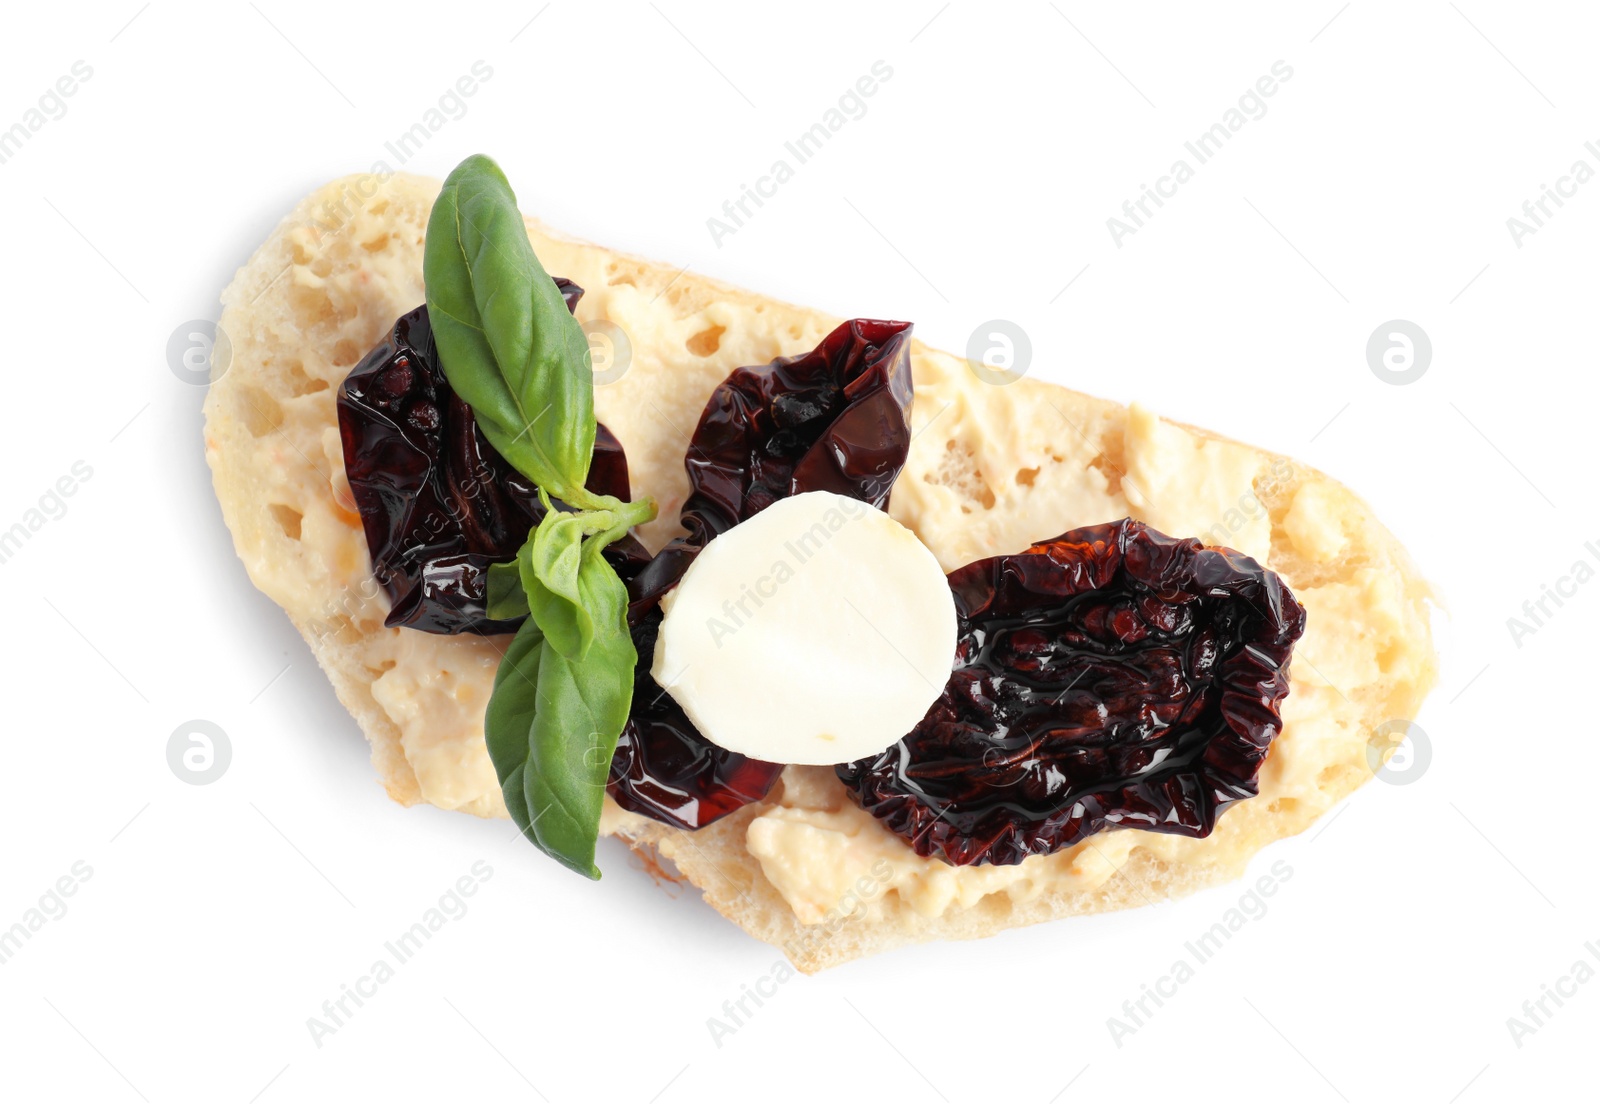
<box><xmin>0</xmin><ymin>2</ymin><xmax>1592</xmax><ymax>1104</ymax></box>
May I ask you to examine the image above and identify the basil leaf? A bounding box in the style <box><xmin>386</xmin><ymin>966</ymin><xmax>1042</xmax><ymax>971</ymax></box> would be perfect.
<box><xmin>519</xmin><ymin>543</ymin><xmax>637</xmax><ymax>878</ymax></box>
<box><xmin>424</xmin><ymin>154</ymin><xmax>596</xmax><ymax>502</ymax></box>
<box><xmin>530</xmin><ymin>509</ymin><xmax>586</xmax><ymax>603</ymax></box>
<box><xmin>485</xmin><ymin>559</ymin><xmax>530</xmax><ymax>621</ymax></box>
<box><xmin>521</xmin><ymin>510</ymin><xmax>593</xmax><ymax>659</ymax></box>
<box><xmin>483</xmin><ymin>617</ymin><xmax>546</xmax><ymax>845</ymax></box>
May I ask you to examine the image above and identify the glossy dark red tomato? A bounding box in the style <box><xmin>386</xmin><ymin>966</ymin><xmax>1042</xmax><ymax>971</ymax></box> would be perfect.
<box><xmin>336</xmin><ymin>280</ymin><xmax>643</xmax><ymax>635</ymax></box>
<box><xmin>627</xmin><ymin>318</ymin><xmax>915</xmax><ymax>609</ymax></box>
<box><xmin>837</xmin><ymin>519</ymin><xmax>1306</xmax><ymax>866</ymax></box>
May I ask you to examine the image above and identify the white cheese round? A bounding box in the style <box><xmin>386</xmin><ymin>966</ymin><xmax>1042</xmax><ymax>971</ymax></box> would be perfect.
<box><xmin>651</xmin><ymin>490</ymin><xmax>958</xmax><ymax>766</ymax></box>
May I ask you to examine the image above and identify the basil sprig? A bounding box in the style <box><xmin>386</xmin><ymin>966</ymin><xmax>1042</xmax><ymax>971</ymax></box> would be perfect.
<box><xmin>426</xmin><ymin>154</ymin><xmax>655</xmax><ymax>878</ymax></box>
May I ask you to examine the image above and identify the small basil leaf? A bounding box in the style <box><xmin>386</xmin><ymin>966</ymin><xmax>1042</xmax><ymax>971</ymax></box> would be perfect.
<box><xmin>522</xmin><ymin>511</ymin><xmax>593</xmax><ymax>659</ymax></box>
<box><xmin>485</xmin><ymin>559</ymin><xmax>531</xmax><ymax>621</ymax></box>
<box><xmin>424</xmin><ymin>154</ymin><xmax>596</xmax><ymax>501</ymax></box>
<box><xmin>530</xmin><ymin>509</ymin><xmax>586</xmax><ymax>604</ymax></box>
<box><xmin>520</xmin><ymin>543</ymin><xmax>637</xmax><ymax>878</ymax></box>
<box><xmin>483</xmin><ymin>618</ymin><xmax>546</xmax><ymax>845</ymax></box>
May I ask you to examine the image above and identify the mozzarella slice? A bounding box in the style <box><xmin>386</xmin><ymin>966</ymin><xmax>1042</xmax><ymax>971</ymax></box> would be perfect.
<box><xmin>652</xmin><ymin>490</ymin><xmax>957</xmax><ymax>766</ymax></box>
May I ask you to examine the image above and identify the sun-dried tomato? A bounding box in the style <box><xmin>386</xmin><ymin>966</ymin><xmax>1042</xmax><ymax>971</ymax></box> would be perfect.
<box><xmin>627</xmin><ymin>318</ymin><xmax>915</xmax><ymax>609</ymax></box>
<box><xmin>608</xmin><ymin>319</ymin><xmax>916</xmax><ymax>828</ymax></box>
<box><xmin>336</xmin><ymin>281</ymin><xmax>644</xmax><ymax>635</ymax></box>
<box><xmin>607</xmin><ymin>609</ymin><xmax>793</xmax><ymax>828</ymax></box>
<box><xmin>838</xmin><ymin>519</ymin><xmax>1306</xmax><ymax>866</ymax></box>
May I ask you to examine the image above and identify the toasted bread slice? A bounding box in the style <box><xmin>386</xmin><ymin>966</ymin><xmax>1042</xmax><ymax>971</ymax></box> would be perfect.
<box><xmin>204</xmin><ymin>173</ymin><xmax>1437</xmax><ymax>972</ymax></box>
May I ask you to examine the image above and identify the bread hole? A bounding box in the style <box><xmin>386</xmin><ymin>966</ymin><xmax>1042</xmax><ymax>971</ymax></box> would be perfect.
<box><xmin>268</xmin><ymin>503</ymin><xmax>303</xmax><ymax>540</ymax></box>
<box><xmin>1267</xmin><ymin>798</ymin><xmax>1301</xmax><ymax>816</ymax></box>
<box><xmin>359</xmin><ymin>232</ymin><xmax>389</xmax><ymax>253</ymax></box>
<box><xmin>289</xmin><ymin>241</ymin><xmax>311</xmax><ymax>265</ymax></box>
<box><xmin>364</xmin><ymin>659</ymin><xmax>398</xmax><ymax>679</ymax></box>
<box><xmin>310</xmin><ymin>256</ymin><xmax>334</xmax><ymax>279</ymax></box>
<box><xmin>787</xmin><ymin>324</ymin><xmax>802</xmax><ymax>339</ymax></box>
<box><xmin>1015</xmin><ymin>467</ymin><xmax>1040</xmax><ymax>488</ymax></box>
<box><xmin>238</xmin><ymin>384</ymin><xmax>285</xmax><ymax>437</ymax></box>
<box><xmin>685</xmin><ymin>324</ymin><xmax>725</xmax><ymax>357</ymax></box>
<box><xmin>975</xmin><ymin>891</ymin><xmax>1013</xmax><ymax>921</ymax></box>
<box><xmin>332</xmin><ymin>616</ymin><xmax>385</xmax><ymax>642</ymax></box>
<box><xmin>331</xmin><ymin>338</ymin><xmax>362</xmax><ymax>368</ymax></box>
<box><xmin>929</xmin><ymin>438</ymin><xmax>996</xmax><ymax>512</ymax></box>
<box><xmin>606</xmin><ymin>262</ymin><xmax>638</xmax><ymax>288</ymax></box>
<box><xmin>290</xmin><ymin>284</ymin><xmax>337</xmax><ymax>329</ymax></box>
<box><xmin>1317</xmin><ymin>764</ymin><xmax>1351</xmax><ymax>788</ymax></box>
<box><xmin>1088</xmin><ymin>453</ymin><xmax>1124</xmax><ymax>497</ymax></box>
<box><xmin>283</xmin><ymin>358</ymin><xmax>330</xmax><ymax>397</ymax></box>
<box><xmin>324</xmin><ymin>615</ymin><xmax>360</xmax><ymax>645</ymax></box>
<box><xmin>1376</xmin><ymin>640</ymin><xmax>1403</xmax><ymax>674</ymax></box>
<box><xmin>367</xmin><ymin>199</ymin><xmax>390</xmax><ymax>216</ymax></box>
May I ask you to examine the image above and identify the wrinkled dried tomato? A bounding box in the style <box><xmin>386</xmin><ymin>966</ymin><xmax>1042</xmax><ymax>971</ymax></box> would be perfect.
<box><xmin>628</xmin><ymin>318</ymin><xmax>915</xmax><ymax>609</ymax></box>
<box><xmin>838</xmin><ymin>519</ymin><xmax>1306</xmax><ymax>867</ymax></box>
<box><xmin>607</xmin><ymin>609</ymin><xmax>792</xmax><ymax>828</ymax></box>
<box><xmin>608</xmin><ymin>319</ymin><xmax>916</xmax><ymax>828</ymax></box>
<box><xmin>336</xmin><ymin>281</ymin><xmax>645</xmax><ymax>635</ymax></box>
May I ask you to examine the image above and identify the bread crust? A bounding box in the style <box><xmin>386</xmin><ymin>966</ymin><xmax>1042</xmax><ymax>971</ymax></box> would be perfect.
<box><xmin>204</xmin><ymin>173</ymin><xmax>1438</xmax><ymax>972</ymax></box>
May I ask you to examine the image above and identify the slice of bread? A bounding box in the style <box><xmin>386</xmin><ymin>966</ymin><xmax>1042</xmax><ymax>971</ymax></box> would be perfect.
<box><xmin>204</xmin><ymin>173</ymin><xmax>1438</xmax><ymax>972</ymax></box>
